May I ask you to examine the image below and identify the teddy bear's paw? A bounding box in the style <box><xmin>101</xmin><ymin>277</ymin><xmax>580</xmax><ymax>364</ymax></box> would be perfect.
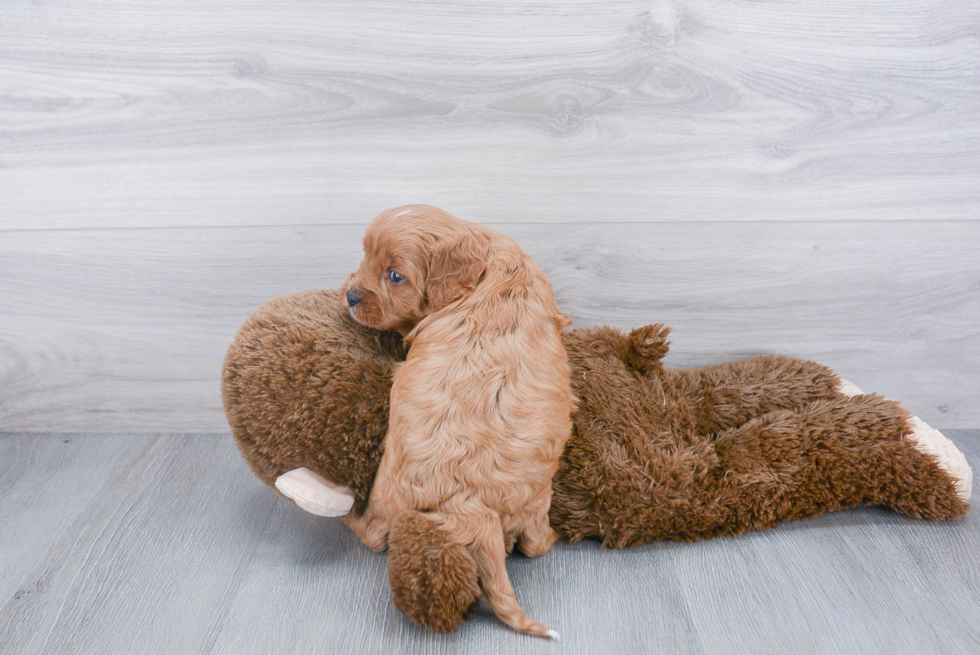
<box><xmin>836</xmin><ymin>378</ymin><xmax>866</xmax><ymax>397</ymax></box>
<box><xmin>275</xmin><ymin>467</ymin><xmax>356</xmax><ymax>517</ymax></box>
<box><xmin>907</xmin><ymin>416</ymin><xmax>973</xmax><ymax>501</ymax></box>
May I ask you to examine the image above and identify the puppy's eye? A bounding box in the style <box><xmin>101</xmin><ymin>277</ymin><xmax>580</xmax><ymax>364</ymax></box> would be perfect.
<box><xmin>388</xmin><ymin>270</ymin><xmax>404</xmax><ymax>284</ymax></box>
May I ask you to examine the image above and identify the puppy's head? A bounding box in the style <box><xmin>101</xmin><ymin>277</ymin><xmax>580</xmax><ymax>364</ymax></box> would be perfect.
<box><xmin>342</xmin><ymin>205</ymin><xmax>487</xmax><ymax>334</ymax></box>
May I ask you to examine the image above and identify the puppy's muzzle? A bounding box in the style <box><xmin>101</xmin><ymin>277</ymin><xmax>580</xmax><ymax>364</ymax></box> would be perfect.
<box><xmin>346</xmin><ymin>290</ymin><xmax>362</xmax><ymax>308</ymax></box>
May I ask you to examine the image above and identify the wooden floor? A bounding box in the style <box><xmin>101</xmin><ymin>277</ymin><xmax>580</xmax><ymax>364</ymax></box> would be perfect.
<box><xmin>1</xmin><ymin>431</ymin><xmax>978</xmax><ymax>654</ymax></box>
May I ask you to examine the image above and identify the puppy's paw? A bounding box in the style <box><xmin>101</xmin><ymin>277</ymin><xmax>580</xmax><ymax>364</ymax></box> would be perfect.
<box><xmin>907</xmin><ymin>416</ymin><xmax>973</xmax><ymax>501</ymax></box>
<box><xmin>275</xmin><ymin>467</ymin><xmax>356</xmax><ymax>517</ymax></box>
<box><xmin>836</xmin><ymin>378</ymin><xmax>866</xmax><ymax>397</ymax></box>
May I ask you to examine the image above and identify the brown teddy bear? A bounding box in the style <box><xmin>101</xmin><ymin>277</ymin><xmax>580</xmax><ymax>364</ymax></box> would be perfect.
<box><xmin>222</xmin><ymin>289</ymin><xmax>972</xmax><ymax>634</ymax></box>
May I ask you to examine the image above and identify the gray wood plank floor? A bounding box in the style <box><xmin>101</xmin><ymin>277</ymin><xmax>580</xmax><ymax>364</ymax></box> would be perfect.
<box><xmin>1</xmin><ymin>432</ymin><xmax>978</xmax><ymax>654</ymax></box>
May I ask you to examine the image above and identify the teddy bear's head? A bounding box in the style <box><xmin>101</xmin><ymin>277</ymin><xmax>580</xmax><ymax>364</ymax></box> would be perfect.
<box><xmin>222</xmin><ymin>289</ymin><xmax>405</xmax><ymax>514</ymax></box>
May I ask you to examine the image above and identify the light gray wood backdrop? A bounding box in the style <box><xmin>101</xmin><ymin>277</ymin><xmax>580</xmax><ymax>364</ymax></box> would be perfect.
<box><xmin>1</xmin><ymin>0</ymin><xmax>978</xmax><ymax>431</ymax></box>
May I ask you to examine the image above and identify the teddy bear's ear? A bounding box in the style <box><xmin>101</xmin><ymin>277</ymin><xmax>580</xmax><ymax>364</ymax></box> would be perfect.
<box><xmin>624</xmin><ymin>323</ymin><xmax>672</xmax><ymax>374</ymax></box>
<box><xmin>388</xmin><ymin>510</ymin><xmax>481</xmax><ymax>633</ymax></box>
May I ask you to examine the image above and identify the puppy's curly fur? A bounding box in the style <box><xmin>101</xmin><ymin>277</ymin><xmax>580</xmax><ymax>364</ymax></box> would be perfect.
<box><xmin>340</xmin><ymin>205</ymin><xmax>574</xmax><ymax>637</ymax></box>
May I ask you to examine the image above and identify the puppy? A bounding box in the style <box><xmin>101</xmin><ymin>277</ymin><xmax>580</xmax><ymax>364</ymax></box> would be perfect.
<box><xmin>340</xmin><ymin>205</ymin><xmax>574</xmax><ymax>638</ymax></box>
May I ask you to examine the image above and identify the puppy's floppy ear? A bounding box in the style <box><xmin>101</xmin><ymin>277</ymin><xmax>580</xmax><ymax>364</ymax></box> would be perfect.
<box><xmin>425</xmin><ymin>232</ymin><xmax>487</xmax><ymax>310</ymax></box>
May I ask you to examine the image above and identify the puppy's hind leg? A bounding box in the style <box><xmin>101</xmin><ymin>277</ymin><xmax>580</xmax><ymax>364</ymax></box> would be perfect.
<box><xmin>453</xmin><ymin>508</ymin><xmax>559</xmax><ymax>639</ymax></box>
<box><xmin>341</xmin><ymin>475</ymin><xmax>411</xmax><ymax>552</ymax></box>
<box><xmin>341</xmin><ymin>506</ymin><xmax>391</xmax><ymax>552</ymax></box>
<box><xmin>517</xmin><ymin>502</ymin><xmax>560</xmax><ymax>557</ymax></box>
<box><xmin>341</xmin><ymin>449</ymin><xmax>414</xmax><ymax>552</ymax></box>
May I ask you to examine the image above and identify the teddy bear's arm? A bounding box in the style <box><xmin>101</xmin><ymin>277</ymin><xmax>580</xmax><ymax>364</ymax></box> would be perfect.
<box><xmin>667</xmin><ymin>354</ymin><xmax>843</xmax><ymax>435</ymax></box>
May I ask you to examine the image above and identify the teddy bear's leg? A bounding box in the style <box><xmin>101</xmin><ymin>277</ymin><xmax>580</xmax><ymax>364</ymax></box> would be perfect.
<box><xmin>906</xmin><ymin>416</ymin><xmax>973</xmax><ymax>500</ymax></box>
<box><xmin>274</xmin><ymin>468</ymin><xmax>356</xmax><ymax>517</ymax></box>
<box><xmin>829</xmin><ymin>380</ymin><xmax>970</xmax><ymax>500</ymax></box>
<box><xmin>836</xmin><ymin>378</ymin><xmax>865</xmax><ymax>397</ymax></box>
<box><xmin>668</xmin><ymin>355</ymin><xmax>844</xmax><ymax>435</ymax></box>
<box><xmin>712</xmin><ymin>394</ymin><xmax>971</xmax><ymax>533</ymax></box>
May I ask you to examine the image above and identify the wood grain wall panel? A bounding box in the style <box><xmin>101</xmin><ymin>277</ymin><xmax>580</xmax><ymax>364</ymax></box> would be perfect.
<box><xmin>2</xmin><ymin>0</ymin><xmax>978</xmax><ymax>229</ymax></box>
<box><xmin>1</xmin><ymin>220</ymin><xmax>977</xmax><ymax>432</ymax></box>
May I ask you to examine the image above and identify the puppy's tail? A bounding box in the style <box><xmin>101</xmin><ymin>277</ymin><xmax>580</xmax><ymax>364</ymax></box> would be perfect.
<box><xmin>459</xmin><ymin>507</ymin><xmax>559</xmax><ymax>640</ymax></box>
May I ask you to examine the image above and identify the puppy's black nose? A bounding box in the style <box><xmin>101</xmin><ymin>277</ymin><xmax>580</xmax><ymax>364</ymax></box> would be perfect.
<box><xmin>346</xmin><ymin>290</ymin><xmax>361</xmax><ymax>307</ymax></box>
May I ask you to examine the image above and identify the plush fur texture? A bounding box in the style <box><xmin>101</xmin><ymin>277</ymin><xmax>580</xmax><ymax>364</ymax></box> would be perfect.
<box><xmin>553</xmin><ymin>324</ymin><xmax>968</xmax><ymax>547</ymax></box>
<box><xmin>223</xmin><ymin>290</ymin><xmax>971</xmax><ymax>635</ymax></box>
<box><xmin>223</xmin><ymin>290</ymin><xmax>405</xmax><ymax>516</ymax></box>
<box><xmin>337</xmin><ymin>206</ymin><xmax>574</xmax><ymax>637</ymax></box>
<box><xmin>388</xmin><ymin>511</ymin><xmax>481</xmax><ymax>633</ymax></box>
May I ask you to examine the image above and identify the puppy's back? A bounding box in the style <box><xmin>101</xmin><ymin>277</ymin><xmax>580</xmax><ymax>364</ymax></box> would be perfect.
<box><xmin>386</xmin><ymin>223</ymin><xmax>572</xmax><ymax>637</ymax></box>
